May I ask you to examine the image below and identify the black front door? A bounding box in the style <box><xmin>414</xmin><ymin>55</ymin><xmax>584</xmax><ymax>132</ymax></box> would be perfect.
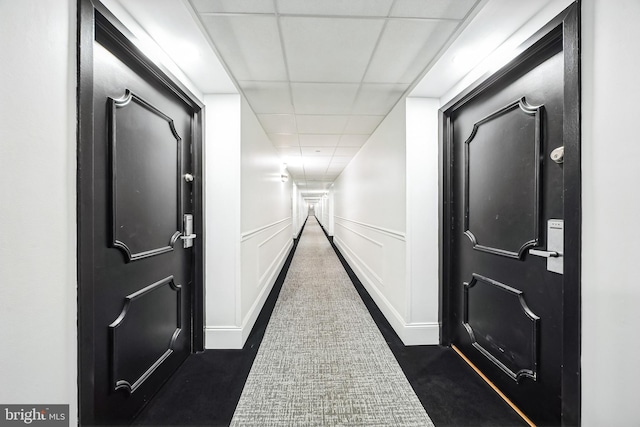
<box><xmin>78</xmin><ymin>4</ymin><xmax>204</xmax><ymax>425</ymax></box>
<box><xmin>441</xmin><ymin>5</ymin><xmax>580</xmax><ymax>426</ymax></box>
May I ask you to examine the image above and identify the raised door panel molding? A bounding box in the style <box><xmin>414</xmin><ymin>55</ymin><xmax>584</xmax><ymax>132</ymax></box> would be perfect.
<box><xmin>109</xmin><ymin>276</ymin><xmax>182</xmax><ymax>393</ymax></box>
<box><xmin>110</xmin><ymin>90</ymin><xmax>182</xmax><ymax>262</ymax></box>
<box><xmin>464</xmin><ymin>97</ymin><xmax>543</xmax><ymax>259</ymax></box>
<box><xmin>463</xmin><ymin>273</ymin><xmax>540</xmax><ymax>382</ymax></box>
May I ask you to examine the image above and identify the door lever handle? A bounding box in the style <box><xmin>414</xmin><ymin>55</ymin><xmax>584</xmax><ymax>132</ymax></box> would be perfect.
<box><xmin>529</xmin><ymin>249</ymin><xmax>560</xmax><ymax>258</ymax></box>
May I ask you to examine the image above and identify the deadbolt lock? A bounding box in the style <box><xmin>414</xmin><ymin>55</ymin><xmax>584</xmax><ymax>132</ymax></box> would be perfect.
<box><xmin>550</xmin><ymin>146</ymin><xmax>564</xmax><ymax>164</ymax></box>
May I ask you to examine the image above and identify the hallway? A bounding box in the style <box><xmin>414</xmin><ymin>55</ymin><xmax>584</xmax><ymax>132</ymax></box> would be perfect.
<box><xmin>134</xmin><ymin>217</ymin><xmax>526</xmax><ymax>426</ymax></box>
<box><xmin>5</xmin><ymin>1</ymin><xmax>640</xmax><ymax>426</ymax></box>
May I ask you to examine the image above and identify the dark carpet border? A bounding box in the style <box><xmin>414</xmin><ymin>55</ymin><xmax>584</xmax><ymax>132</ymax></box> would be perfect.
<box><xmin>316</xmin><ymin>218</ymin><xmax>527</xmax><ymax>427</ymax></box>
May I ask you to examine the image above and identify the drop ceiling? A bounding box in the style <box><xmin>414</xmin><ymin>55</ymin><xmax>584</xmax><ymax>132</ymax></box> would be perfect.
<box><xmin>191</xmin><ymin>0</ymin><xmax>482</xmax><ymax>191</ymax></box>
<box><xmin>108</xmin><ymin>0</ymin><xmax>484</xmax><ymax>194</ymax></box>
<box><xmin>107</xmin><ymin>0</ymin><xmax>568</xmax><ymax>198</ymax></box>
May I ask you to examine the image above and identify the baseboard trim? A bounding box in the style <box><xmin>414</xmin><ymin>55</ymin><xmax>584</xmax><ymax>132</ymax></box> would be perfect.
<box><xmin>334</xmin><ymin>236</ymin><xmax>439</xmax><ymax>346</ymax></box>
<box><xmin>204</xmin><ymin>327</ymin><xmax>244</xmax><ymax>349</ymax></box>
<box><xmin>205</xmin><ymin>239</ymin><xmax>293</xmax><ymax>350</ymax></box>
<box><xmin>403</xmin><ymin>322</ymin><xmax>440</xmax><ymax>345</ymax></box>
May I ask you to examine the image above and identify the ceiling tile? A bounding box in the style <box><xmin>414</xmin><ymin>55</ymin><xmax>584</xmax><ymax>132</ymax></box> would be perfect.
<box><xmin>334</xmin><ymin>147</ymin><xmax>361</xmax><ymax>157</ymax></box>
<box><xmin>344</xmin><ymin>115</ymin><xmax>384</xmax><ymax>133</ymax></box>
<box><xmin>326</xmin><ymin>167</ymin><xmax>345</xmax><ymax>176</ymax></box>
<box><xmin>390</xmin><ymin>0</ymin><xmax>479</xmax><ymax>20</ymax></box>
<box><xmin>268</xmin><ymin>133</ymin><xmax>299</xmax><ymax>147</ymax></box>
<box><xmin>301</xmin><ymin>147</ymin><xmax>336</xmax><ymax>157</ymax></box>
<box><xmin>291</xmin><ymin>83</ymin><xmax>359</xmax><ymax>115</ymax></box>
<box><xmin>241</xmin><ymin>81</ymin><xmax>293</xmax><ymax>114</ymax></box>
<box><xmin>304</xmin><ymin>170</ymin><xmax>329</xmax><ymax>178</ymax></box>
<box><xmin>304</xmin><ymin>156</ymin><xmax>332</xmax><ymax>166</ymax></box>
<box><xmin>258</xmin><ymin>114</ymin><xmax>297</xmax><ymax>133</ymax></box>
<box><xmin>276</xmin><ymin>0</ymin><xmax>393</xmax><ymax>16</ymax></box>
<box><xmin>192</xmin><ymin>0</ymin><xmax>275</xmax><ymax>13</ymax></box>
<box><xmin>327</xmin><ymin>163</ymin><xmax>346</xmax><ymax>174</ymax></box>
<box><xmin>296</xmin><ymin>115</ymin><xmax>349</xmax><ymax>134</ymax></box>
<box><xmin>281</xmin><ymin>17</ymin><xmax>384</xmax><ymax>83</ymax></box>
<box><xmin>330</xmin><ymin>156</ymin><xmax>354</xmax><ymax>164</ymax></box>
<box><xmin>287</xmin><ymin>165</ymin><xmax>304</xmax><ymax>174</ymax></box>
<box><xmin>352</xmin><ymin>83</ymin><xmax>409</xmax><ymax>115</ymax></box>
<box><xmin>299</xmin><ymin>134</ymin><xmax>341</xmax><ymax>147</ymax></box>
<box><xmin>364</xmin><ymin>19</ymin><xmax>459</xmax><ymax>83</ymax></box>
<box><xmin>339</xmin><ymin>134</ymin><xmax>370</xmax><ymax>147</ymax></box>
<box><xmin>200</xmin><ymin>15</ymin><xmax>287</xmax><ymax>81</ymax></box>
<box><xmin>277</xmin><ymin>147</ymin><xmax>302</xmax><ymax>157</ymax></box>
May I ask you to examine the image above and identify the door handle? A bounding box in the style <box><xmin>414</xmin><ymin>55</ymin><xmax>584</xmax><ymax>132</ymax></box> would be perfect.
<box><xmin>530</xmin><ymin>219</ymin><xmax>564</xmax><ymax>274</ymax></box>
<box><xmin>182</xmin><ymin>214</ymin><xmax>196</xmax><ymax>248</ymax></box>
<box><xmin>529</xmin><ymin>249</ymin><xmax>560</xmax><ymax>258</ymax></box>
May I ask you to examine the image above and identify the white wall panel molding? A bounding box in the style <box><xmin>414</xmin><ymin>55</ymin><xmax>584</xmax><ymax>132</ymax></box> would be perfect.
<box><xmin>242</xmin><ymin>239</ymin><xmax>293</xmax><ymax>344</ymax></box>
<box><xmin>334</xmin><ymin>233</ymin><xmax>384</xmax><ymax>287</ymax></box>
<box><xmin>334</xmin><ymin>237</ymin><xmax>436</xmax><ymax>345</ymax></box>
<box><xmin>257</xmin><ymin>224</ymin><xmax>293</xmax><ymax>286</ymax></box>
<box><xmin>241</xmin><ymin>217</ymin><xmax>292</xmax><ymax>241</ymax></box>
<box><xmin>257</xmin><ymin>224</ymin><xmax>292</xmax><ymax>248</ymax></box>
<box><xmin>335</xmin><ymin>216</ymin><xmax>405</xmax><ymax>241</ymax></box>
<box><xmin>335</xmin><ymin>222</ymin><xmax>384</xmax><ymax>247</ymax></box>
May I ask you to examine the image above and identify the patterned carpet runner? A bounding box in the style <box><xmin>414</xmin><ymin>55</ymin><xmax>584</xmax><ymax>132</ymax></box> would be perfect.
<box><xmin>230</xmin><ymin>217</ymin><xmax>434</xmax><ymax>426</ymax></box>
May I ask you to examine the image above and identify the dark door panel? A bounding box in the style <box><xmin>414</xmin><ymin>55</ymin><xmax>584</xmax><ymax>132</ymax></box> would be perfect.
<box><xmin>441</xmin><ymin>5</ymin><xmax>580</xmax><ymax>425</ymax></box>
<box><xmin>79</xmin><ymin>4</ymin><xmax>203</xmax><ymax>425</ymax></box>
<box><xmin>93</xmin><ymin>41</ymin><xmax>193</xmax><ymax>423</ymax></box>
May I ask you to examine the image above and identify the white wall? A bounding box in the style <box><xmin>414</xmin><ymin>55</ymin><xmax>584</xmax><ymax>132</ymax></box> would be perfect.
<box><xmin>204</xmin><ymin>94</ymin><xmax>242</xmax><ymax>347</ymax></box>
<box><xmin>291</xmin><ymin>183</ymin><xmax>308</xmax><ymax>238</ymax></box>
<box><xmin>316</xmin><ymin>194</ymin><xmax>331</xmax><ymax>233</ymax></box>
<box><xmin>406</xmin><ymin>98</ymin><xmax>441</xmax><ymax>339</ymax></box>
<box><xmin>205</xmin><ymin>96</ymin><xmax>293</xmax><ymax>349</ymax></box>
<box><xmin>0</xmin><ymin>0</ymin><xmax>77</xmax><ymax>424</ymax></box>
<box><xmin>581</xmin><ymin>0</ymin><xmax>640</xmax><ymax>424</ymax></box>
<box><xmin>239</xmin><ymin>97</ymin><xmax>293</xmax><ymax>342</ymax></box>
<box><xmin>333</xmin><ymin>100</ymin><xmax>430</xmax><ymax>344</ymax></box>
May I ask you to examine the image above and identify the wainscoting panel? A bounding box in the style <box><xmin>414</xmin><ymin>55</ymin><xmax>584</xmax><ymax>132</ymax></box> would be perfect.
<box><xmin>332</xmin><ymin>217</ymin><xmax>435</xmax><ymax>345</ymax></box>
<box><xmin>334</xmin><ymin>222</ymin><xmax>385</xmax><ymax>288</ymax></box>
<box><xmin>205</xmin><ymin>218</ymin><xmax>294</xmax><ymax>349</ymax></box>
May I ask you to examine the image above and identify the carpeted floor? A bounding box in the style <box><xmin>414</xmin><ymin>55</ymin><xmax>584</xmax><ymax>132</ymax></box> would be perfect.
<box><xmin>229</xmin><ymin>217</ymin><xmax>434</xmax><ymax>426</ymax></box>
<box><xmin>134</xmin><ymin>216</ymin><xmax>526</xmax><ymax>427</ymax></box>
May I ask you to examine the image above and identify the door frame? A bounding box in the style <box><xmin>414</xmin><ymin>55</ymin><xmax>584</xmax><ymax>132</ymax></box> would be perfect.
<box><xmin>77</xmin><ymin>0</ymin><xmax>205</xmax><ymax>423</ymax></box>
<box><xmin>439</xmin><ymin>3</ymin><xmax>580</xmax><ymax>425</ymax></box>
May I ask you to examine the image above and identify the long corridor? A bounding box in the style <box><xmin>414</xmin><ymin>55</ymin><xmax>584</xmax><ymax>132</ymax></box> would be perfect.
<box><xmin>135</xmin><ymin>217</ymin><xmax>527</xmax><ymax>427</ymax></box>
<box><xmin>230</xmin><ymin>216</ymin><xmax>433</xmax><ymax>426</ymax></box>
